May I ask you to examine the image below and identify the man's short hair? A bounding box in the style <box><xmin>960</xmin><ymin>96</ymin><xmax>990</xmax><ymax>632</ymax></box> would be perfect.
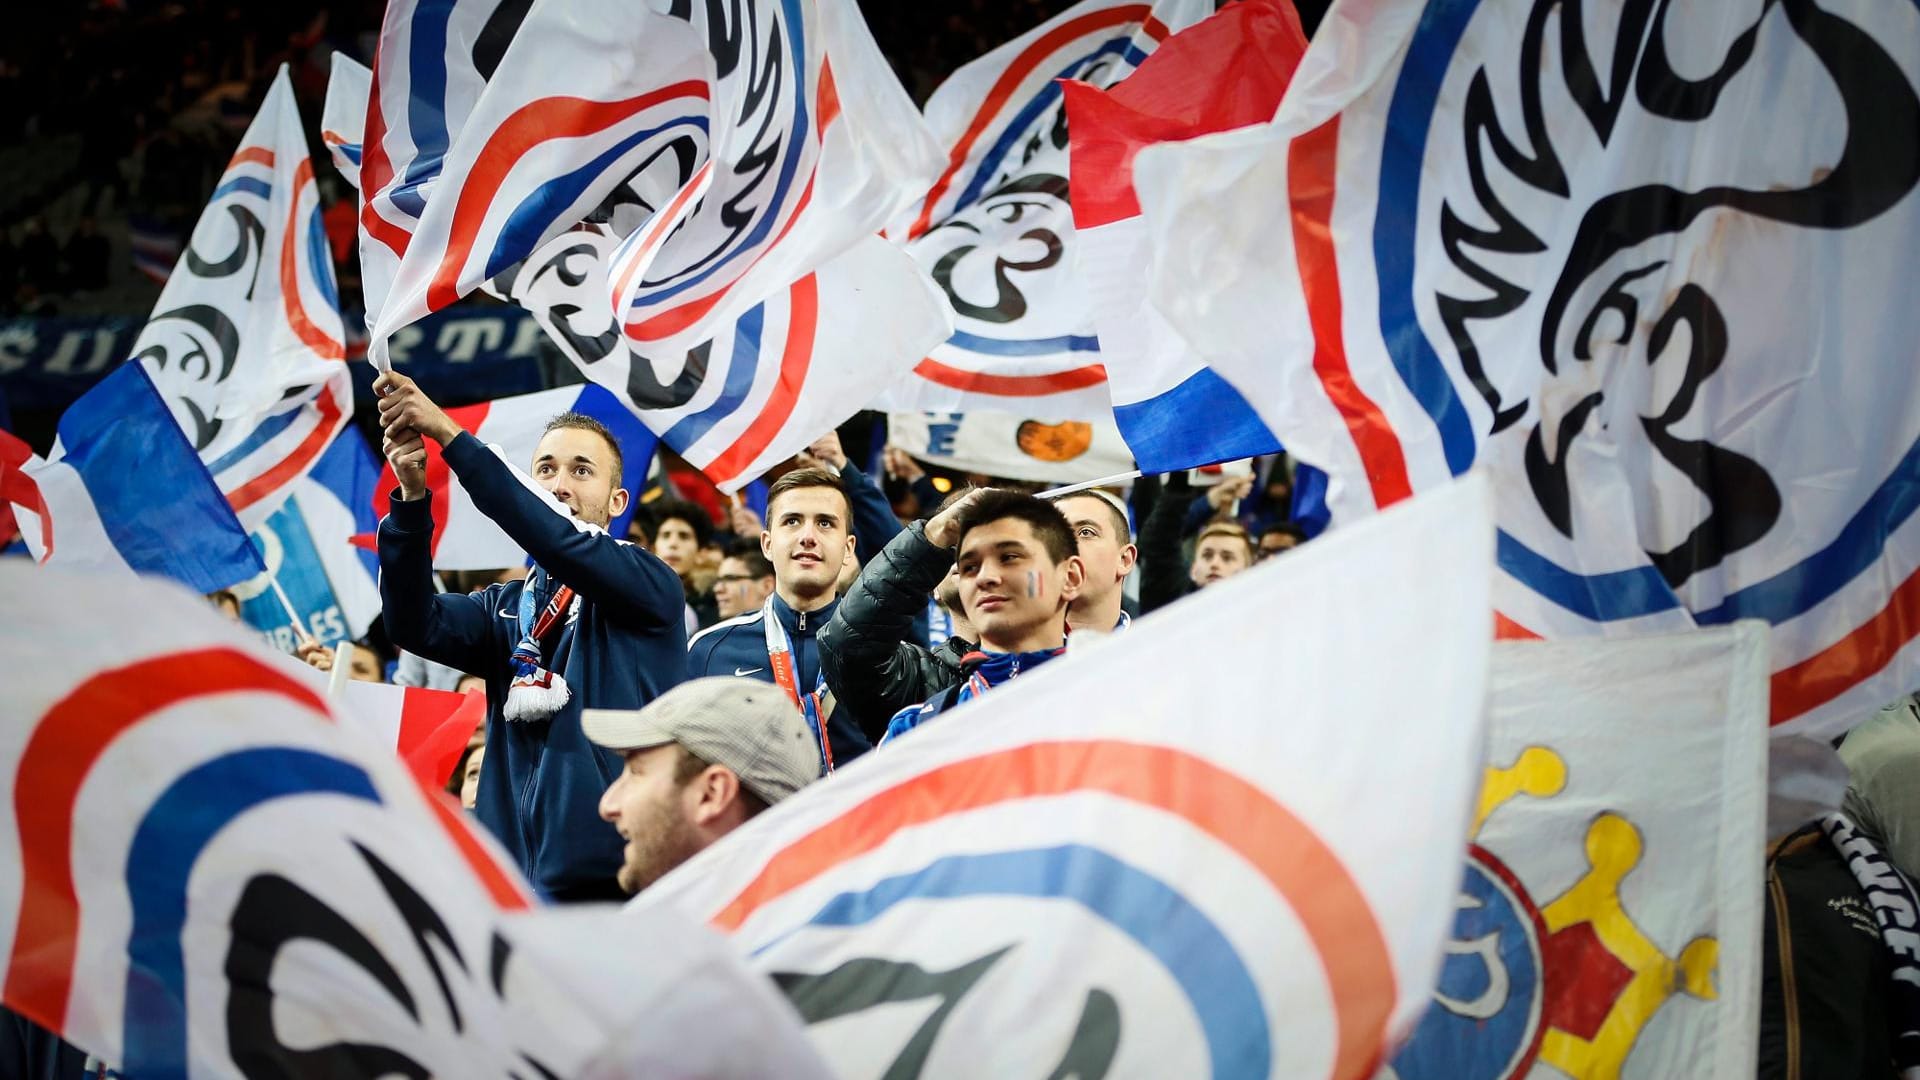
<box><xmin>1048</xmin><ymin>488</ymin><xmax>1130</xmax><ymax>541</ymax></box>
<box><xmin>1197</xmin><ymin>520</ymin><xmax>1255</xmax><ymax>559</ymax></box>
<box><xmin>724</xmin><ymin>537</ymin><xmax>775</xmax><ymax>578</ymax></box>
<box><xmin>651</xmin><ymin>496</ymin><xmax>714</xmax><ymax>546</ymax></box>
<box><xmin>767</xmin><ymin>466</ymin><xmax>851</xmax><ymax>521</ymax></box>
<box><xmin>1258</xmin><ymin>522</ymin><xmax>1306</xmax><ymax>544</ymax></box>
<box><xmin>673</xmin><ymin>745</ymin><xmax>770</xmax><ymax>819</ymax></box>
<box><xmin>542</xmin><ymin>411</ymin><xmax>624</xmax><ymax>486</ymax></box>
<box><xmin>953</xmin><ymin>489</ymin><xmax>1077</xmax><ymax>565</ymax></box>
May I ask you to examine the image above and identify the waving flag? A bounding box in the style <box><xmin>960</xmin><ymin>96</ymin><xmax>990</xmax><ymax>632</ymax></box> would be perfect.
<box><xmin>0</xmin><ymin>563</ymin><xmax>833</xmax><ymax>1078</ymax></box>
<box><xmin>886</xmin><ymin>409</ymin><xmax>1135</xmax><ymax>485</ymax></box>
<box><xmin>1061</xmin><ymin>0</ymin><xmax>1303</xmax><ymax>472</ymax></box>
<box><xmin>1137</xmin><ymin>0</ymin><xmax>1920</xmax><ymax>735</ymax></box>
<box><xmin>320</xmin><ymin>52</ymin><xmax>368</xmax><ymax>189</ymax></box>
<box><xmin>1</xmin><ymin>364</ymin><xmax>264</xmax><ymax>593</ymax></box>
<box><xmin>234</xmin><ymin>428</ymin><xmax>383</xmax><ymax>650</ymax></box>
<box><xmin>492</xmin><ymin>225</ymin><xmax>949</xmax><ymax>493</ymax></box>
<box><xmin>336</xmin><ymin>680</ymin><xmax>487</xmax><ymax>790</ymax></box>
<box><xmin>874</xmin><ymin>0</ymin><xmax>1211</xmax><ymax>422</ymax></box>
<box><xmin>354</xmin><ymin>383</ymin><xmax>658</xmax><ymax>569</ymax></box>
<box><xmin>1387</xmin><ymin>627</ymin><xmax>1769</xmax><ymax>1080</ymax></box>
<box><xmin>641</xmin><ymin>476</ymin><xmax>1496</xmax><ymax>1078</ymax></box>
<box><xmin>132</xmin><ymin>66</ymin><xmax>351</xmax><ymax>531</ymax></box>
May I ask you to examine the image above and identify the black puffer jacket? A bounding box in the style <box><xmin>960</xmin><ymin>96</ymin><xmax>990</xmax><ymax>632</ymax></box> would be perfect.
<box><xmin>818</xmin><ymin>521</ymin><xmax>974</xmax><ymax>743</ymax></box>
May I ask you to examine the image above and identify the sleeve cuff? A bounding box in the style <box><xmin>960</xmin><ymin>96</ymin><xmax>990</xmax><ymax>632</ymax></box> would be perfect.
<box><xmin>384</xmin><ymin>488</ymin><xmax>434</xmax><ymax>530</ymax></box>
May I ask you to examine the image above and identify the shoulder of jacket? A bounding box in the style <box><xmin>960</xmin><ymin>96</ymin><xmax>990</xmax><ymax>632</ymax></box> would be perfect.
<box><xmin>687</xmin><ymin>609</ymin><xmax>763</xmax><ymax>652</ymax></box>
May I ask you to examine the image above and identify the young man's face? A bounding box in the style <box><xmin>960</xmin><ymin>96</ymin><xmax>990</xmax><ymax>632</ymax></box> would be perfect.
<box><xmin>460</xmin><ymin>746</ymin><xmax>484</xmax><ymax>810</ymax></box>
<box><xmin>531</xmin><ymin>427</ymin><xmax>626</xmax><ymax>529</ymax></box>
<box><xmin>597</xmin><ymin>744</ymin><xmax>704</xmax><ymax>895</ymax></box>
<box><xmin>762</xmin><ymin>487</ymin><xmax>853</xmax><ymax>600</ymax></box>
<box><xmin>1053</xmin><ymin>494</ymin><xmax>1134</xmax><ymax>606</ymax></box>
<box><xmin>1190</xmin><ymin>533</ymin><xmax>1251</xmax><ymax>587</ymax></box>
<box><xmin>713</xmin><ymin>556</ymin><xmax>773</xmax><ymax>618</ymax></box>
<box><xmin>955</xmin><ymin>518</ymin><xmax>1081</xmax><ymax>646</ymax></box>
<box><xmin>1258</xmin><ymin>531</ymin><xmax>1299</xmax><ymax>561</ymax></box>
<box><xmin>348</xmin><ymin>644</ymin><xmax>385</xmax><ymax>683</ymax></box>
<box><xmin>652</xmin><ymin>517</ymin><xmax>701</xmax><ymax>573</ymax></box>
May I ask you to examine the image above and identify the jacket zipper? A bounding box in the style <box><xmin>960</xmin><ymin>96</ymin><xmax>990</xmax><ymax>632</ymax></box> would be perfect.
<box><xmin>1767</xmin><ymin>864</ymin><xmax>1800</xmax><ymax>1080</ymax></box>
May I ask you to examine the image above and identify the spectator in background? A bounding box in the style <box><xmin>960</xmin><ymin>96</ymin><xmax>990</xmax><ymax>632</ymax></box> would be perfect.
<box><xmin>294</xmin><ymin>637</ymin><xmax>390</xmax><ymax>683</ymax></box>
<box><xmin>589</xmin><ymin>677</ymin><xmax>819</xmax><ymax>894</ymax></box>
<box><xmin>1047</xmin><ymin>489</ymin><xmax>1136</xmax><ymax>632</ymax></box>
<box><xmin>649</xmin><ymin>496</ymin><xmax>718</xmax><ymax>630</ymax></box>
<box><xmin>687</xmin><ymin>467</ymin><xmax>872</xmax><ymax>770</ymax></box>
<box><xmin>1139</xmin><ymin>471</ymin><xmax>1250</xmax><ymax>614</ymax></box>
<box><xmin>1257</xmin><ymin>523</ymin><xmax>1305</xmax><ymax>561</ymax></box>
<box><xmin>879</xmin><ymin>491</ymin><xmax>1082</xmax><ymax>744</ymax></box>
<box><xmin>713</xmin><ymin>538</ymin><xmax>775</xmax><ymax>619</ymax></box>
<box><xmin>1189</xmin><ymin>522</ymin><xmax>1255</xmax><ymax>589</ymax></box>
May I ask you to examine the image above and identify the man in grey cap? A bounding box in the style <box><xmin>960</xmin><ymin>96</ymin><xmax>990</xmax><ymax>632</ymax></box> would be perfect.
<box><xmin>586</xmin><ymin>677</ymin><xmax>822</xmax><ymax>894</ymax></box>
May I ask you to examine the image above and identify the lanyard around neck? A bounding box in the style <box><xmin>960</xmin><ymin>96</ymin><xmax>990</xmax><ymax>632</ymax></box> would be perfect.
<box><xmin>762</xmin><ymin>598</ymin><xmax>834</xmax><ymax>773</ymax></box>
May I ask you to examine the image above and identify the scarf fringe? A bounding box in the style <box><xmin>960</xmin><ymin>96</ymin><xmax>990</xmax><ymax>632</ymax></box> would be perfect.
<box><xmin>505</xmin><ymin>669</ymin><xmax>571</xmax><ymax>722</ymax></box>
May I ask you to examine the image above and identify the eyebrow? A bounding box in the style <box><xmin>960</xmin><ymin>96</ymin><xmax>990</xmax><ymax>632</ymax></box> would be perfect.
<box><xmin>535</xmin><ymin>454</ymin><xmax>599</xmax><ymax>467</ymax></box>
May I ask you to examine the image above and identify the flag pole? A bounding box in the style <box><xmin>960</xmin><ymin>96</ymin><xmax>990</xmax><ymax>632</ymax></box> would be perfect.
<box><xmin>326</xmin><ymin>643</ymin><xmax>352</xmax><ymax>697</ymax></box>
<box><xmin>1034</xmin><ymin>470</ymin><xmax>1143</xmax><ymax>499</ymax></box>
<box><xmin>266</xmin><ymin>573</ymin><xmax>318</xmax><ymax>650</ymax></box>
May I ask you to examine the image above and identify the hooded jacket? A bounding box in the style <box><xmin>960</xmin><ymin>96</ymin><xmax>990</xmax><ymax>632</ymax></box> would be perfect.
<box><xmin>688</xmin><ymin>592</ymin><xmax>874</xmax><ymax>767</ymax></box>
<box><xmin>379</xmin><ymin>433</ymin><xmax>688</xmax><ymax>902</ymax></box>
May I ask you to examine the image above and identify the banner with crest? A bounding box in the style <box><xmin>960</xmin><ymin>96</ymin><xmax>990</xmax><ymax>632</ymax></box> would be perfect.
<box><xmin>1136</xmin><ymin>0</ymin><xmax>1920</xmax><ymax>735</ymax></box>
<box><xmin>131</xmin><ymin>65</ymin><xmax>351</xmax><ymax>531</ymax></box>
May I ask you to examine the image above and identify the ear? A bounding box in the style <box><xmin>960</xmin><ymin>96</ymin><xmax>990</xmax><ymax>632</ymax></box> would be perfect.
<box><xmin>1059</xmin><ymin>554</ymin><xmax>1085</xmax><ymax>605</ymax></box>
<box><xmin>1116</xmin><ymin>542</ymin><xmax>1138</xmax><ymax>578</ymax></box>
<box><xmin>688</xmin><ymin>765</ymin><xmax>742</xmax><ymax>828</ymax></box>
<box><xmin>760</xmin><ymin>530</ymin><xmax>774</xmax><ymax>561</ymax></box>
<box><xmin>609</xmin><ymin>487</ymin><xmax>630</xmax><ymax>518</ymax></box>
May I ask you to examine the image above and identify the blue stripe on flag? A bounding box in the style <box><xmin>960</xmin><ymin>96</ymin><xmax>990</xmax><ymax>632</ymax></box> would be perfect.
<box><xmin>307</xmin><ymin>204</ymin><xmax>342</xmax><ymax>311</ymax></box>
<box><xmin>946</xmin><ymin>328</ymin><xmax>1101</xmax><ymax>356</ymax></box>
<box><xmin>1495</xmin><ymin>528</ymin><xmax>1682</xmax><ymax>622</ymax></box>
<box><xmin>487</xmin><ymin>116</ymin><xmax>708</xmax><ymax>280</ymax></box>
<box><xmin>1370</xmin><ymin>0</ymin><xmax>1481</xmax><ymax>477</ymax></box>
<box><xmin>209</xmin><ymin>177</ymin><xmax>272</xmax><ymax>204</ymax></box>
<box><xmin>395</xmin><ymin>0</ymin><xmax>458</xmax><ymax>219</ymax></box>
<box><xmin>58</xmin><ymin>365</ymin><xmax>266</xmax><ymax>591</ymax></box>
<box><xmin>204</xmin><ymin>403</ymin><xmax>305</xmax><ymax>477</ymax></box>
<box><xmin>1696</xmin><ymin>430</ymin><xmax>1920</xmax><ymax>625</ymax></box>
<box><xmin>571</xmin><ymin>382</ymin><xmax>659</xmax><ymax>541</ymax></box>
<box><xmin>309</xmin><ymin>427</ymin><xmax>384</xmax><ymax>582</ymax></box>
<box><xmin>956</xmin><ymin>38</ymin><xmax>1131</xmax><ymax>214</ymax></box>
<box><xmin>1113</xmin><ymin>367</ymin><xmax>1281</xmax><ymax>473</ymax></box>
<box><xmin>120</xmin><ymin>748</ymin><xmax>381</xmax><ymax>1079</ymax></box>
<box><xmin>770</xmin><ymin>844</ymin><xmax>1270</xmax><ymax>1080</ymax></box>
<box><xmin>663</xmin><ymin>302</ymin><xmax>766</xmax><ymax>452</ymax></box>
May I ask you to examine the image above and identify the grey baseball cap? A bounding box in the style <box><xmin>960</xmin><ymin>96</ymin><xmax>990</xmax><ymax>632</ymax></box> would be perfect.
<box><xmin>581</xmin><ymin>678</ymin><xmax>821</xmax><ymax>805</ymax></box>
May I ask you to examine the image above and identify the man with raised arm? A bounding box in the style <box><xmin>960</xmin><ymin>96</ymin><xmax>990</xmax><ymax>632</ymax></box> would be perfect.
<box><xmin>375</xmin><ymin>371</ymin><xmax>687</xmax><ymax>903</ymax></box>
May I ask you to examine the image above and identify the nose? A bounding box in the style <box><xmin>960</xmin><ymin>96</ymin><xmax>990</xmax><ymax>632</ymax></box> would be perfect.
<box><xmin>975</xmin><ymin>558</ymin><xmax>1002</xmax><ymax>589</ymax></box>
<box><xmin>598</xmin><ymin>776</ymin><xmax>622</xmax><ymax>823</ymax></box>
<box><xmin>542</xmin><ymin>476</ymin><xmax>573</xmax><ymax>502</ymax></box>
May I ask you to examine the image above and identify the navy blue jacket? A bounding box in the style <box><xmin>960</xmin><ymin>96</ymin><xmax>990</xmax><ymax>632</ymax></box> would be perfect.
<box><xmin>379</xmin><ymin>432</ymin><xmax>688</xmax><ymax>900</ymax></box>
<box><xmin>687</xmin><ymin>592</ymin><xmax>873</xmax><ymax>767</ymax></box>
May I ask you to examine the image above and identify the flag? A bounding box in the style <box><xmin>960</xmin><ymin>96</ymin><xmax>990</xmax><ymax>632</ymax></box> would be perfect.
<box><xmin>1</xmin><ymin>363</ymin><xmax>265</xmax><ymax>593</ymax></box>
<box><xmin>320</xmin><ymin>52</ymin><xmax>368</xmax><ymax>189</ymax></box>
<box><xmin>336</xmin><ymin>680</ymin><xmax>486</xmax><ymax>790</ymax></box>
<box><xmin>886</xmin><ymin>409</ymin><xmax>1135</xmax><ymax>485</ymax></box>
<box><xmin>1060</xmin><ymin>0</ymin><xmax>1303</xmax><ymax>472</ymax></box>
<box><xmin>0</xmin><ymin>562</ymin><xmax>834</xmax><ymax>1078</ymax></box>
<box><xmin>132</xmin><ymin>66</ymin><xmax>351</xmax><ymax>531</ymax></box>
<box><xmin>356</xmin><ymin>0</ymin><xmax>532</xmax><ymax>337</ymax></box>
<box><xmin>1135</xmin><ymin>0</ymin><xmax>1920</xmax><ymax>735</ymax></box>
<box><xmin>640</xmin><ymin>475</ymin><xmax>1497</xmax><ymax>1078</ymax></box>
<box><xmin>234</xmin><ymin>428</ymin><xmax>383</xmax><ymax>649</ymax></box>
<box><xmin>491</xmin><ymin>225</ymin><xmax>950</xmax><ymax>493</ymax></box>
<box><xmin>353</xmin><ymin>382</ymin><xmax>659</xmax><ymax>569</ymax></box>
<box><xmin>1390</xmin><ymin>626</ymin><xmax>1769</xmax><ymax>1079</ymax></box>
<box><xmin>873</xmin><ymin>0</ymin><xmax>1212</xmax><ymax>422</ymax></box>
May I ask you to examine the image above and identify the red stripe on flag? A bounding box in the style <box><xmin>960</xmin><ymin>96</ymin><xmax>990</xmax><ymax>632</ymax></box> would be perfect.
<box><xmin>907</xmin><ymin>5</ymin><xmax>1153</xmax><ymax>239</ymax></box>
<box><xmin>0</xmin><ymin>430</ymin><xmax>50</xmax><ymax>558</ymax></box>
<box><xmin>358</xmin><ymin>66</ymin><xmax>415</xmax><ymax>260</ymax></box>
<box><xmin>1288</xmin><ymin>117</ymin><xmax>1413</xmax><ymax>509</ymax></box>
<box><xmin>703</xmin><ymin>275</ymin><xmax>820</xmax><ymax>484</ymax></box>
<box><xmin>910</xmin><ymin>357</ymin><xmax>1108</xmax><ymax>396</ymax></box>
<box><xmin>280</xmin><ymin>159</ymin><xmax>347</xmax><ymax>361</ymax></box>
<box><xmin>1770</xmin><ymin>564</ymin><xmax>1920</xmax><ymax>725</ymax></box>
<box><xmin>397</xmin><ymin>686</ymin><xmax>486</xmax><ymax>789</ymax></box>
<box><xmin>5</xmin><ymin>649</ymin><xmax>327</xmax><ymax>1029</ymax></box>
<box><xmin>225</xmin><ymin>146</ymin><xmax>275</xmax><ymax>172</ymax></box>
<box><xmin>711</xmin><ymin>740</ymin><xmax>1396</xmax><ymax>1080</ymax></box>
<box><xmin>426</xmin><ymin>794</ymin><xmax>534</xmax><ymax>910</ymax></box>
<box><xmin>610</xmin><ymin>161</ymin><xmax>714</xmax><ymax>313</ymax></box>
<box><xmin>430</xmin><ymin>84</ymin><xmax>712</xmax><ymax>313</ymax></box>
<box><xmin>1494</xmin><ymin>611</ymin><xmax>1542</xmax><ymax>640</ymax></box>
<box><xmin>227</xmin><ymin>376</ymin><xmax>346</xmax><ymax>513</ymax></box>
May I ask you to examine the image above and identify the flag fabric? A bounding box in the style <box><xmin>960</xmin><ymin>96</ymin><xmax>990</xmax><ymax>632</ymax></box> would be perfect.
<box><xmin>873</xmin><ymin>0</ymin><xmax>1212</xmax><ymax>422</ymax></box>
<box><xmin>1389</xmin><ymin>626</ymin><xmax>1769</xmax><ymax>1080</ymax></box>
<box><xmin>491</xmin><ymin>225</ymin><xmax>950</xmax><ymax>493</ymax></box>
<box><xmin>355</xmin><ymin>0</ymin><xmax>531</xmax><ymax>339</ymax></box>
<box><xmin>1135</xmin><ymin>0</ymin><xmax>1920</xmax><ymax>735</ymax></box>
<box><xmin>0</xmin><ymin>562</ymin><xmax>834</xmax><ymax>1078</ymax></box>
<box><xmin>640</xmin><ymin>475</ymin><xmax>1497</xmax><ymax>1079</ymax></box>
<box><xmin>132</xmin><ymin>65</ymin><xmax>352</xmax><ymax>531</ymax></box>
<box><xmin>234</xmin><ymin>428</ymin><xmax>383</xmax><ymax>649</ymax></box>
<box><xmin>353</xmin><ymin>382</ymin><xmax>659</xmax><ymax>569</ymax></box>
<box><xmin>1060</xmin><ymin>0</ymin><xmax>1303</xmax><ymax>473</ymax></box>
<box><xmin>1</xmin><ymin>364</ymin><xmax>265</xmax><ymax>593</ymax></box>
<box><xmin>336</xmin><ymin>680</ymin><xmax>487</xmax><ymax>790</ymax></box>
<box><xmin>320</xmin><ymin>52</ymin><xmax>368</xmax><ymax>189</ymax></box>
<box><xmin>886</xmin><ymin>409</ymin><xmax>1135</xmax><ymax>485</ymax></box>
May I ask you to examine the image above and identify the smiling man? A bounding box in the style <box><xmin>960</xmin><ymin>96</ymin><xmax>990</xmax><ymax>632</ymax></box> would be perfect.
<box><xmin>881</xmin><ymin>491</ymin><xmax>1083</xmax><ymax>744</ymax></box>
<box><xmin>686</xmin><ymin>467</ymin><xmax>873</xmax><ymax>771</ymax></box>
<box><xmin>374</xmin><ymin>371</ymin><xmax>688</xmax><ymax>903</ymax></box>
